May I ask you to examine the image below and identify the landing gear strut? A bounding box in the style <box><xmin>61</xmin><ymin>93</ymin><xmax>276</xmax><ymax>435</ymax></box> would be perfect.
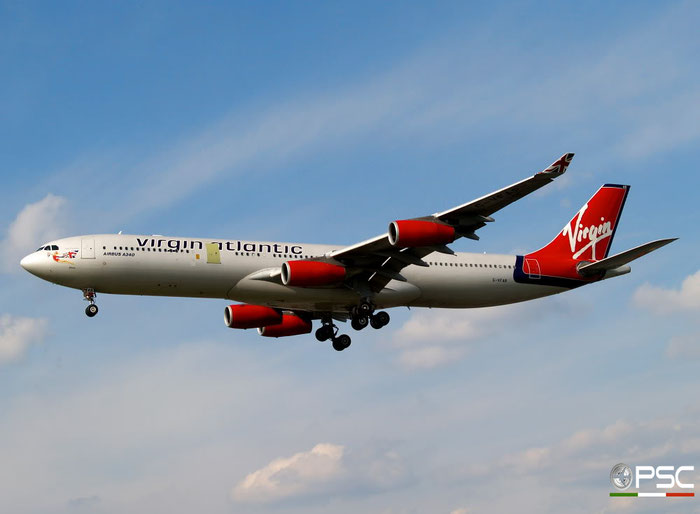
<box><xmin>350</xmin><ymin>299</ymin><xmax>373</xmax><ymax>331</ymax></box>
<box><xmin>316</xmin><ymin>317</ymin><xmax>351</xmax><ymax>351</ymax></box>
<box><xmin>315</xmin><ymin>322</ymin><xmax>335</xmax><ymax>342</ymax></box>
<box><xmin>83</xmin><ymin>288</ymin><xmax>99</xmax><ymax>317</ymax></box>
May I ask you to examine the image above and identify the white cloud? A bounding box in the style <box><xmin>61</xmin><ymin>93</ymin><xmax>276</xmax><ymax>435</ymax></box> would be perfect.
<box><xmin>467</xmin><ymin>416</ymin><xmax>698</xmax><ymax>482</ymax></box>
<box><xmin>393</xmin><ymin>308</ymin><xmax>499</xmax><ymax>361</ymax></box>
<box><xmin>633</xmin><ymin>271</ymin><xmax>700</xmax><ymax>361</ymax></box>
<box><xmin>634</xmin><ymin>270</ymin><xmax>700</xmax><ymax>314</ymax></box>
<box><xmin>666</xmin><ymin>333</ymin><xmax>700</xmax><ymax>360</ymax></box>
<box><xmin>633</xmin><ymin>269</ymin><xmax>700</xmax><ymax>314</ymax></box>
<box><xmin>232</xmin><ymin>442</ymin><xmax>406</xmax><ymax>504</ymax></box>
<box><xmin>0</xmin><ymin>314</ymin><xmax>48</xmax><ymax>364</ymax></box>
<box><xmin>1</xmin><ymin>194</ymin><xmax>68</xmax><ymax>273</ymax></box>
<box><xmin>392</xmin><ymin>309</ymin><xmax>485</xmax><ymax>369</ymax></box>
<box><xmin>232</xmin><ymin>443</ymin><xmax>345</xmax><ymax>503</ymax></box>
<box><xmin>391</xmin><ymin>302</ymin><xmax>547</xmax><ymax>370</ymax></box>
<box><xmin>398</xmin><ymin>345</ymin><xmax>466</xmax><ymax>370</ymax></box>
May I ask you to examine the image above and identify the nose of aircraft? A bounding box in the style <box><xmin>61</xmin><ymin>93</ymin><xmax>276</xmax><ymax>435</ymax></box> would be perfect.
<box><xmin>20</xmin><ymin>252</ymin><xmax>44</xmax><ymax>276</ymax></box>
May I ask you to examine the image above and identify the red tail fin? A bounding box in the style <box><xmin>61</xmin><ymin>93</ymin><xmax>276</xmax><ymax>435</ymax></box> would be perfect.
<box><xmin>516</xmin><ymin>184</ymin><xmax>630</xmax><ymax>285</ymax></box>
<box><xmin>534</xmin><ymin>184</ymin><xmax>629</xmax><ymax>261</ymax></box>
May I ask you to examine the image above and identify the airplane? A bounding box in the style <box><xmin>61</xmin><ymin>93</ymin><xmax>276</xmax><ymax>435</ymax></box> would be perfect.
<box><xmin>20</xmin><ymin>153</ymin><xmax>676</xmax><ymax>352</ymax></box>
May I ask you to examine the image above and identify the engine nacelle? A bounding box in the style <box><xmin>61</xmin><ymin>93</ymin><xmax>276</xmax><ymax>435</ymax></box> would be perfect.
<box><xmin>388</xmin><ymin>220</ymin><xmax>455</xmax><ymax>248</ymax></box>
<box><xmin>224</xmin><ymin>304</ymin><xmax>282</xmax><ymax>329</ymax></box>
<box><xmin>258</xmin><ymin>314</ymin><xmax>312</xmax><ymax>337</ymax></box>
<box><xmin>281</xmin><ymin>260</ymin><xmax>346</xmax><ymax>287</ymax></box>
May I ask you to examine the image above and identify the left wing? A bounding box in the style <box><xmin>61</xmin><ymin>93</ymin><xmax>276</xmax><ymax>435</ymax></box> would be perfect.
<box><xmin>325</xmin><ymin>153</ymin><xmax>574</xmax><ymax>292</ymax></box>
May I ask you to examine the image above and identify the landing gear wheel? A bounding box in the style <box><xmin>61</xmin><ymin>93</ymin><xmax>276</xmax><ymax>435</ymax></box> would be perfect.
<box><xmin>370</xmin><ymin>311</ymin><xmax>390</xmax><ymax>329</ymax></box>
<box><xmin>332</xmin><ymin>334</ymin><xmax>351</xmax><ymax>351</ymax></box>
<box><xmin>85</xmin><ymin>304</ymin><xmax>99</xmax><ymax>317</ymax></box>
<box><xmin>351</xmin><ymin>316</ymin><xmax>369</xmax><ymax>331</ymax></box>
<box><xmin>315</xmin><ymin>325</ymin><xmax>334</xmax><ymax>342</ymax></box>
<box><xmin>358</xmin><ymin>301</ymin><xmax>373</xmax><ymax>316</ymax></box>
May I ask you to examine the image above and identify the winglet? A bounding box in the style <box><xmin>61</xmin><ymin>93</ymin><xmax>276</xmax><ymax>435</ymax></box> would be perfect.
<box><xmin>538</xmin><ymin>153</ymin><xmax>575</xmax><ymax>177</ymax></box>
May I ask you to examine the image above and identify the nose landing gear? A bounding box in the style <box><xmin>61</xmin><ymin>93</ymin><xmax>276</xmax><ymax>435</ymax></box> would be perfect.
<box><xmin>83</xmin><ymin>288</ymin><xmax>99</xmax><ymax>317</ymax></box>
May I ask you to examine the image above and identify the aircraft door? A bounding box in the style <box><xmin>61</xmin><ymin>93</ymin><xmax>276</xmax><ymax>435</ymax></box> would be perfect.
<box><xmin>81</xmin><ymin>238</ymin><xmax>95</xmax><ymax>259</ymax></box>
<box><xmin>524</xmin><ymin>258</ymin><xmax>540</xmax><ymax>279</ymax></box>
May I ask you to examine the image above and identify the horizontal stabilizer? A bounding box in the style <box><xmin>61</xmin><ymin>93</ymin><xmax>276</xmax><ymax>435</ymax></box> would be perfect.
<box><xmin>577</xmin><ymin>238</ymin><xmax>677</xmax><ymax>276</ymax></box>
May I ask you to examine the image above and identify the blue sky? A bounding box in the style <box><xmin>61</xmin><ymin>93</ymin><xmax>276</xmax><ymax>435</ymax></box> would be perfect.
<box><xmin>1</xmin><ymin>2</ymin><xmax>699</xmax><ymax>513</ymax></box>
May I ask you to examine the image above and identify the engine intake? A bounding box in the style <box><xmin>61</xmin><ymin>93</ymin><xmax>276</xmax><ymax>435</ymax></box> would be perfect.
<box><xmin>258</xmin><ymin>314</ymin><xmax>312</xmax><ymax>337</ymax></box>
<box><xmin>388</xmin><ymin>220</ymin><xmax>455</xmax><ymax>248</ymax></box>
<box><xmin>281</xmin><ymin>260</ymin><xmax>346</xmax><ymax>287</ymax></box>
<box><xmin>224</xmin><ymin>304</ymin><xmax>282</xmax><ymax>329</ymax></box>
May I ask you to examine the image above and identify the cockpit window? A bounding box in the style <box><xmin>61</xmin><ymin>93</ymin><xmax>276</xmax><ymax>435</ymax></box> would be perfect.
<box><xmin>51</xmin><ymin>245</ymin><xmax>58</xmax><ymax>250</ymax></box>
<box><xmin>37</xmin><ymin>246</ymin><xmax>47</xmax><ymax>251</ymax></box>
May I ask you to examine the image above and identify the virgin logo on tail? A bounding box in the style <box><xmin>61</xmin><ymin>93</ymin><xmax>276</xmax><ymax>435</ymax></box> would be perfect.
<box><xmin>562</xmin><ymin>203</ymin><xmax>613</xmax><ymax>260</ymax></box>
<box><xmin>526</xmin><ymin>184</ymin><xmax>629</xmax><ymax>265</ymax></box>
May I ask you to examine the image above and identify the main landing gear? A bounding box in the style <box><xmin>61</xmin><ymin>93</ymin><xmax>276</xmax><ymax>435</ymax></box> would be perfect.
<box><xmin>315</xmin><ymin>301</ymin><xmax>391</xmax><ymax>352</ymax></box>
<box><xmin>315</xmin><ymin>318</ymin><xmax>352</xmax><ymax>352</ymax></box>
<box><xmin>350</xmin><ymin>300</ymin><xmax>390</xmax><ymax>332</ymax></box>
<box><xmin>83</xmin><ymin>288</ymin><xmax>99</xmax><ymax>317</ymax></box>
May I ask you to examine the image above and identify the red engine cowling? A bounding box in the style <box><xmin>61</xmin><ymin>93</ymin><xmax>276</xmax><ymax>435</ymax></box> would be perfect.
<box><xmin>224</xmin><ymin>304</ymin><xmax>282</xmax><ymax>329</ymax></box>
<box><xmin>281</xmin><ymin>260</ymin><xmax>346</xmax><ymax>287</ymax></box>
<box><xmin>388</xmin><ymin>220</ymin><xmax>455</xmax><ymax>248</ymax></box>
<box><xmin>258</xmin><ymin>314</ymin><xmax>312</xmax><ymax>337</ymax></box>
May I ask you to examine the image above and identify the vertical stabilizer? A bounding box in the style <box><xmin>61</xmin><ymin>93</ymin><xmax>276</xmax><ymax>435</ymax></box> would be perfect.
<box><xmin>515</xmin><ymin>184</ymin><xmax>630</xmax><ymax>287</ymax></box>
<box><xmin>533</xmin><ymin>184</ymin><xmax>629</xmax><ymax>261</ymax></box>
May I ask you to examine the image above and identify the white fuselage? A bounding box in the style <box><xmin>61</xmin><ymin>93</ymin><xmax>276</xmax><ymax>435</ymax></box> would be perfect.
<box><xmin>21</xmin><ymin>234</ymin><xmax>567</xmax><ymax>312</ymax></box>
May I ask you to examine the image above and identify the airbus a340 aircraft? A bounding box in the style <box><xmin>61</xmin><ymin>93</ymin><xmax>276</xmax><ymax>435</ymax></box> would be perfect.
<box><xmin>21</xmin><ymin>153</ymin><xmax>675</xmax><ymax>351</ymax></box>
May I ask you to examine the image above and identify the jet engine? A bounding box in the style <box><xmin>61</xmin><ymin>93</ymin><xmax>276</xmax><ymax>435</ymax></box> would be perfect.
<box><xmin>281</xmin><ymin>260</ymin><xmax>346</xmax><ymax>287</ymax></box>
<box><xmin>388</xmin><ymin>220</ymin><xmax>455</xmax><ymax>248</ymax></box>
<box><xmin>258</xmin><ymin>314</ymin><xmax>312</xmax><ymax>337</ymax></box>
<box><xmin>224</xmin><ymin>304</ymin><xmax>282</xmax><ymax>329</ymax></box>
